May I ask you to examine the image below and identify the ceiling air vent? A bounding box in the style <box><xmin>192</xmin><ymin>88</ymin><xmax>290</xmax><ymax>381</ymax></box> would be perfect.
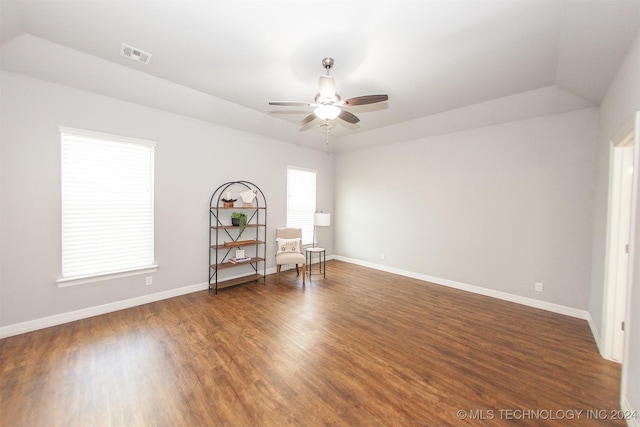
<box><xmin>121</xmin><ymin>43</ymin><xmax>151</xmax><ymax>64</ymax></box>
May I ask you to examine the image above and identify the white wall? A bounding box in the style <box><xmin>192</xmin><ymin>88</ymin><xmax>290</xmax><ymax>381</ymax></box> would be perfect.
<box><xmin>626</xmin><ymin>119</ymin><xmax>640</xmax><ymax>426</ymax></box>
<box><xmin>0</xmin><ymin>71</ymin><xmax>333</xmax><ymax>329</ymax></box>
<box><xmin>335</xmin><ymin>108</ymin><xmax>598</xmax><ymax>310</ymax></box>
<box><xmin>590</xmin><ymin>36</ymin><xmax>640</xmax><ymax>337</ymax></box>
<box><xmin>590</xmin><ymin>33</ymin><xmax>640</xmax><ymax>418</ymax></box>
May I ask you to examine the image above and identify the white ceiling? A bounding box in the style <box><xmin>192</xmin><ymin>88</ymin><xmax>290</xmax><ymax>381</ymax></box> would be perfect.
<box><xmin>1</xmin><ymin>0</ymin><xmax>639</xmax><ymax>152</ymax></box>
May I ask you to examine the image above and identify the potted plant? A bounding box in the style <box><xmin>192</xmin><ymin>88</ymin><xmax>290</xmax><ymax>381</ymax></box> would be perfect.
<box><xmin>231</xmin><ymin>212</ymin><xmax>247</xmax><ymax>233</ymax></box>
<box><xmin>221</xmin><ymin>191</ymin><xmax>236</xmax><ymax>208</ymax></box>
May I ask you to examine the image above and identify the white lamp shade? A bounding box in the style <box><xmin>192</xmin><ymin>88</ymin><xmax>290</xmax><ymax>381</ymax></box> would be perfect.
<box><xmin>314</xmin><ymin>212</ymin><xmax>331</xmax><ymax>227</ymax></box>
<box><xmin>314</xmin><ymin>105</ymin><xmax>341</xmax><ymax>121</ymax></box>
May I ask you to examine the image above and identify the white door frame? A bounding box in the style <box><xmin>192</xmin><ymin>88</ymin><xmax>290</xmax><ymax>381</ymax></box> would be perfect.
<box><xmin>602</xmin><ymin>118</ymin><xmax>635</xmax><ymax>362</ymax></box>
<box><xmin>620</xmin><ymin>112</ymin><xmax>640</xmax><ymax>412</ymax></box>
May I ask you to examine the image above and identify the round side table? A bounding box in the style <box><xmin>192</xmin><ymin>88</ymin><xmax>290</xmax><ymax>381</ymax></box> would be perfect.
<box><xmin>305</xmin><ymin>247</ymin><xmax>326</xmax><ymax>278</ymax></box>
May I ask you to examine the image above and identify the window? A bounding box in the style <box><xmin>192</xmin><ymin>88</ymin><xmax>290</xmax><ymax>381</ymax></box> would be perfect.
<box><xmin>58</xmin><ymin>127</ymin><xmax>156</xmax><ymax>285</ymax></box>
<box><xmin>287</xmin><ymin>166</ymin><xmax>316</xmax><ymax>245</ymax></box>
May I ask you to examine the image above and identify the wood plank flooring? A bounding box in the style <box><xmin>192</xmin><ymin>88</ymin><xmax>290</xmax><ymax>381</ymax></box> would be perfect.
<box><xmin>0</xmin><ymin>260</ymin><xmax>625</xmax><ymax>426</ymax></box>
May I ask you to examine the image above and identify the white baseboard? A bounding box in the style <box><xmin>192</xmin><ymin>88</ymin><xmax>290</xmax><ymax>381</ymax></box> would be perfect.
<box><xmin>0</xmin><ymin>281</ymin><xmax>209</xmax><ymax>339</ymax></box>
<box><xmin>0</xmin><ymin>257</ymin><xmax>339</xmax><ymax>339</ymax></box>
<box><xmin>333</xmin><ymin>255</ymin><xmax>591</xmax><ymax>320</ymax></box>
<box><xmin>621</xmin><ymin>394</ymin><xmax>639</xmax><ymax>427</ymax></box>
<box><xmin>586</xmin><ymin>313</ymin><xmax>605</xmax><ymax>358</ymax></box>
<box><xmin>0</xmin><ymin>254</ymin><xmax>589</xmax><ymax>340</ymax></box>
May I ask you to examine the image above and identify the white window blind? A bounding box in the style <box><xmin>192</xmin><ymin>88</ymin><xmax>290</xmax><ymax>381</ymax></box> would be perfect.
<box><xmin>60</xmin><ymin>127</ymin><xmax>155</xmax><ymax>280</ymax></box>
<box><xmin>287</xmin><ymin>166</ymin><xmax>316</xmax><ymax>245</ymax></box>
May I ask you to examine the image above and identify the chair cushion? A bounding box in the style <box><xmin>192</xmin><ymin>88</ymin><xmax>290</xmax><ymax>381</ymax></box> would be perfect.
<box><xmin>276</xmin><ymin>252</ymin><xmax>306</xmax><ymax>265</ymax></box>
<box><xmin>276</xmin><ymin>237</ymin><xmax>301</xmax><ymax>254</ymax></box>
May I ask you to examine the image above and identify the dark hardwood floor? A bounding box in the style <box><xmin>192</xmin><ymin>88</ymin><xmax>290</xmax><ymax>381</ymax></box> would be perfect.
<box><xmin>0</xmin><ymin>260</ymin><xmax>624</xmax><ymax>426</ymax></box>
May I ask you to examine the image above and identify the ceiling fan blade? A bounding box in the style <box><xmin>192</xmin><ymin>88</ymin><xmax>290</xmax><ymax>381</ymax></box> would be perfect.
<box><xmin>343</xmin><ymin>95</ymin><xmax>388</xmax><ymax>106</ymax></box>
<box><xmin>338</xmin><ymin>109</ymin><xmax>360</xmax><ymax>124</ymax></box>
<box><xmin>269</xmin><ymin>101</ymin><xmax>313</xmax><ymax>107</ymax></box>
<box><xmin>301</xmin><ymin>113</ymin><xmax>317</xmax><ymax>126</ymax></box>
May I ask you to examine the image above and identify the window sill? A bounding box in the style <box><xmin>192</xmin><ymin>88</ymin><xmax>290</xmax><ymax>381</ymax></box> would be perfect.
<box><xmin>56</xmin><ymin>265</ymin><xmax>159</xmax><ymax>288</ymax></box>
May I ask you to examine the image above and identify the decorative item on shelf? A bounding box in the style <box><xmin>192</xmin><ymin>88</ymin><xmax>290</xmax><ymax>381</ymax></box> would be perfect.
<box><xmin>231</xmin><ymin>212</ymin><xmax>247</xmax><ymax>233</ymax></box>
<box><xmin>240</xmin><ymin>189</ymin><xmax>258</xmax><ymax>207</ymax></box>
<box><xmin>221</xmin><ymin>191</ymin><xmax>236</xmax><ymax>208</ymax></box>
<box><xmin>235</xmin><ymin>249</ymin><xmax>245</xmax><ymax>259</ymax></box>
<box><xmin>313</xmin><ymin>211</ymin><xmax>331</xmax><ymax>248</ymax></box>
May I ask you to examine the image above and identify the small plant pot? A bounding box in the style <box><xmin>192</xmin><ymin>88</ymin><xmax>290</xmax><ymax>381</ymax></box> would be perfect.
<box><xmin>231</xmin><ymin>218</ymin><xmax>240</xmax><ymax>226</ymax></box>
<box><xmin>223</xmin><ymin>201</ymin><xmax>234</xmax><ymax>208</ymax></box>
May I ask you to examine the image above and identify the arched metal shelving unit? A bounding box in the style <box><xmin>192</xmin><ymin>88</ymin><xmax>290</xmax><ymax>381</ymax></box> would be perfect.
<box><xmin>209</xmin><ymin>181</ymin><xmax>266</xmax><ymax>294</ymax></box>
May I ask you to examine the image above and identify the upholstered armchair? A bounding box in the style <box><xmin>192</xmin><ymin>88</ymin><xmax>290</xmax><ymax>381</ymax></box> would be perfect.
<box><xmin>275</xmin><ymin>228</ymin><xmax>306</xmax><ymax>284</ymax></box>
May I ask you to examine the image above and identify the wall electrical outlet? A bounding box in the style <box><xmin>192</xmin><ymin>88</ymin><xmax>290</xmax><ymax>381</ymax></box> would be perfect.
<box><xmin>146</xmin><ymin>276</ymin><xmax>153</xmax><ymax>286</ymax></box>
<box><xmin>380</xmin><ymin>253</ymin><xmax>385</xmax><ymax>260</ymax></box>
<box><xmin>535</xmin><ymin>282</ymin><xmax>543</xmax><ymax>292</ymax></box>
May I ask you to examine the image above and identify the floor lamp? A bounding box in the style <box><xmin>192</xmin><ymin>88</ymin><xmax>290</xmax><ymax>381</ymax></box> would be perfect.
<box><xmin>313</xmin><ymin>211</ymin><xmax>331</xmax><ymax>248</ymax></box>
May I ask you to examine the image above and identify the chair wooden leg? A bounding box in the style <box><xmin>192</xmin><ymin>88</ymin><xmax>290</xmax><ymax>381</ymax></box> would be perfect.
<box><xmin>276</xmin><ymin>265</ymin><xmax>281</xmax><ymax>284</ymax></box>
<box><xmin>302</xmin><ymin>264</ymin><xmax>306</xmax><ymax>284</ymax></box>
<box><xmin>295</xmin><ymin>264</ymin><xmax>300</xmax><ymax>276</ymax></box>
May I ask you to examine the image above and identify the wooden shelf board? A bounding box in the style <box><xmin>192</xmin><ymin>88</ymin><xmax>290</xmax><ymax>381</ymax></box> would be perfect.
<box><xmin>210</xmin><ymin>224</ymin><xmax>265</xmax><ymax>230</ymax></box>
<box><xmin>212</xmin><ymin>206</ymin><xmax>266</xmax><ymax>210</ymax></box>
<box><xmin>211</xmin><ymin>240</ymin><xmax>265</xmax><ymax>249</ymax></box>
<box><xmin>213</xmin><ymin>273</ymin><xmax>264</xmax><ymax>290</ymax></box>
<box><xmin>212</xmin><ymin>257</ymin><xmax>265</xmax><ymax>270</ymax></box>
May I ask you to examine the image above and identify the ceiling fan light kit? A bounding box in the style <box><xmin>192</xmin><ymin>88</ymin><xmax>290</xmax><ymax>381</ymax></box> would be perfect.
<box><xmin>269</xmin><ymin>57</ymin><xmax>388</xmax><ymax>129</ymax></box>
<box><xmin>315</xmin><ymin>104</ymin><xmax>341</xmax><ymax>120</ymax></box>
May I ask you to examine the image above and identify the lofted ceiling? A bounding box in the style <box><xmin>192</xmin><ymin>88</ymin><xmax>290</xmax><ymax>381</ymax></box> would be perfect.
<box><xmin>1</xmin><ymin>0</ymin><xmax>639</xmax><ymax>152</ymax></box>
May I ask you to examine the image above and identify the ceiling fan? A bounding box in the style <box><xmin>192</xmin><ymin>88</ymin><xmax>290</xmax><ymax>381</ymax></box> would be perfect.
<box><xmin>269</xmin><ymin>57</ymin><xmax>388</xmax><ymax>127</ymax></box>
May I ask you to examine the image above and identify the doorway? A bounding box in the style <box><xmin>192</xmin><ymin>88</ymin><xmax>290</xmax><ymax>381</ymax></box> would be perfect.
<box><xmin>603</xmin><ymin>123</ymin><xmax>635</xmax><ymax>362</ymax></box>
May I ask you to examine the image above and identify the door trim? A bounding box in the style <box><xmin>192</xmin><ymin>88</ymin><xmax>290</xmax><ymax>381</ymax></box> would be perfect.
<box><xmin>602</xmin><ymin>117</ymin><xmax>635</xmax><ymax>362</ymax></box>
